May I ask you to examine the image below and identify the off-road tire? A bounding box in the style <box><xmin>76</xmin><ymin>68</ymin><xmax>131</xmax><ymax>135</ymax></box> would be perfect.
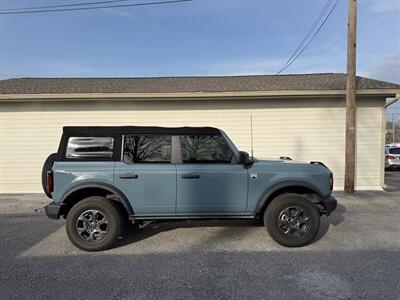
<box><xmin>41</xmin><ymin>153</ymin><xmax>57</xmax><ymax>198</ymax></box>
<box><xmin>66</xmin><ymin>196</ymin><xmax>122</xmax><ymax>251</ymax></box>
<box><xmin>264</xmin><ymin>193</ymin><xmax>320</xmax><ymax>247</ymax></box>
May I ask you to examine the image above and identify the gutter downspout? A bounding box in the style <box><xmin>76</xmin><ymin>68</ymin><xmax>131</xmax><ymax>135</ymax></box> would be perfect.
<box><xmin>385</xmin><ymin>93</ymin><xmax>400</xmax><ymax>108</ymax></box>
<box><xmin>382</xmin><ymin>94</ymin><xmax>400</xmax><ymax>191</ymax></box>
<box><xmin>385</xmin><ymin>93</ymin><xmax>400</xmax><ymax>144</ymax></box>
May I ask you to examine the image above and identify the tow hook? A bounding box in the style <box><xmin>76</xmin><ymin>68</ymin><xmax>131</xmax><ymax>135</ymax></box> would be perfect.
<box><xmin>315</xmin><ymin>203</ymin><xmax>330</xmax><ymax>216</ymax></box>
<box><xmin>34</xmin><ymin>206</ymin><xmax>46</xmax><ymax>213</ymax></box>
<box><xmin>321</xmin><ymin>209</ymin><xmax>330</xmax><ymax>216</ymax></box>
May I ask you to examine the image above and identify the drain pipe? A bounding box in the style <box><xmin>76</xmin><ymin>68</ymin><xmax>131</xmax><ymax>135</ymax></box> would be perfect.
<box><xmin>385</xmin><ymin>93</ymin><xmax>400</xmax><ymax>145</ymax></box>
<box><xmin>385</xmin><ymin>93</ymin><xmax>400</xmax><ymax>108</ymax></box>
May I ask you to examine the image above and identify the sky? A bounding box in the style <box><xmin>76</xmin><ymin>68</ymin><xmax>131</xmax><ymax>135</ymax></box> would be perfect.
<box><xmin>0</xmin><ymin>0</ymin><xmax>399</xmax><ymax>106</ymax></box>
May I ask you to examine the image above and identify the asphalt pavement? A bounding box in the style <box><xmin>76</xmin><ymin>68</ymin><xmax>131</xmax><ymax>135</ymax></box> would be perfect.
<box><xmin>1</xmin><ymin>189</ymin><xmax>400</xmax><ymax>299</ymax></box>
<box><xmin>385</xmin><ymin>169</ymin><xmax>400</xmax><ymax>191</ymax></box>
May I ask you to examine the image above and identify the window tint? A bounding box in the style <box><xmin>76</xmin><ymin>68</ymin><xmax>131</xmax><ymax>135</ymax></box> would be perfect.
<box><xmin>124</xmin><ymin>135</ymin><xmax>171</xmax><ymax>163</ymax></box>
<box><xmin>180</xmin><ymin>135</ymin><xmax>234</xmax><ymax>163</ymax></box>
<box><xmin>389</xmin><ymin>148</ymin><xmax>400</xmax><ymax>155</ymax></box>
<box><xmin>66</xmin><ymin>137</ymin><xmax>114</xmax><ymax>158</ymax></box>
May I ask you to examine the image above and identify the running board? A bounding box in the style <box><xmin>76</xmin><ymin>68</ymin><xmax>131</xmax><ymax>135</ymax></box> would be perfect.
<box><xmin>131</xmin><ymin>215</ymin><xmax>255</xmax><ymax>221</ymax></box>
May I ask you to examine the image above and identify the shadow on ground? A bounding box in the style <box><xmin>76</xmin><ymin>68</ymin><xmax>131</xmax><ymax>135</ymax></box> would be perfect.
<box><xmin>116</xmin><ymin>204</ymin><xmax>346</xmax><ymax>249</ymax></box>
<box><xmin>315</xmin><ymin>203</ymin><xmax>346</xmax><ymax>242</ymax></box>
<box><xmin>116</xmin><ymin>219</ymin><xmax>256</xmax><ymax>249</ymax></box>
<box><xmin>1</xmin><ymin>201</ymin><xmax>399</xmax><ymax>299</ymax></box>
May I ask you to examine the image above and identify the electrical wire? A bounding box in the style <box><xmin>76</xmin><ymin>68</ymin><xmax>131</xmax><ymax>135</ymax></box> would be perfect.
<box><xmin>275</xmin><ymin>0</ymin><xmax>340</xmax><ymax>75</ymax></box>
<box><xmin>0</xmin><ymin>0</ymin><xmax>193</xmax><ymax>15</ymax></box>
<box><xmin>276</xmin><ymin>0</ymin><xmax>333</xmax><ymax>75</ymax></box>
<box><xmin>0</xmin><ymin>0</ymin><xmax>129</xmax><ymax>11</ymax></box>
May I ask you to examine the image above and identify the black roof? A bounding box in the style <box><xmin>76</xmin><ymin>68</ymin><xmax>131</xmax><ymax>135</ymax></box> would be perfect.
<box><xmin>63</xmin><ymin>126</ymin><xmax>221</xmax><ymax>135</ymax></box>
<box><xmin>1</xmin><ymin>73</ymin><xmax>399</xmax><ymax>95</ymax></box>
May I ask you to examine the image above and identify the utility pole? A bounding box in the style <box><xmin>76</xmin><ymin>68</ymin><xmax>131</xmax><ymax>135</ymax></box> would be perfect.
<box><xmin>344</xmin><ymin>0</ymin><xmax>357</xmax><ymax>193</ymax></box>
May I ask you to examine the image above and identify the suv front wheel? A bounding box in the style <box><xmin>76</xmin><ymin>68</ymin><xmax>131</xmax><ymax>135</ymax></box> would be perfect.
<box><xmin>66</xmin><ymin>196</ymin><xmax>122</xmax><ymax>251</ymax></box>
<box><xmin>264</xmin><ymin>193</ymin><xmax>320</xmax><ymax>247</ymax></box>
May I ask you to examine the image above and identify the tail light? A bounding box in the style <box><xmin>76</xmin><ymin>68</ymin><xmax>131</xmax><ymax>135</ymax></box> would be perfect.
<box><xmin>386</xmin><ymin>155</ymin><xmax>396</xmax><ymax>160</ymax></box>
<box><xmin>329</xmin><ymin>173</ymin><xmax>334</xmax><ymax>190</ymax></box>
<box><xmin>47</xmin><ymin>171</ymin><xmax>54</xmax><ymax>193</ymax></box>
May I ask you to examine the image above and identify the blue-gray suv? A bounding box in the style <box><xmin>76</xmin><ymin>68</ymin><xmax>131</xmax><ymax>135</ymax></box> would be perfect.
<box><xmin>43</xmin><ymin>126</ymin><xmax>336</xmax><ymax>251</ymax></box>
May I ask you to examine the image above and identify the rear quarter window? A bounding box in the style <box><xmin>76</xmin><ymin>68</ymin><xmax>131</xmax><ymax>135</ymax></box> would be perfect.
<box><xmin>389</xmin><ymin>148</ymin><xmax>400</xmax><ymax>155</ymax></box>
<box><xmin>66</xmin><ymin>137</ymin><xmax>114</xmax><ymax>158</ymax></box>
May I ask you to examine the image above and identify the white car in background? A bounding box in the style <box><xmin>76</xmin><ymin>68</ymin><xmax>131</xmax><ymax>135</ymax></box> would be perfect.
<box><xmin>385</xmin><ymin>144</ymin><xmax>400</xmax><ymax>170</ymax></box>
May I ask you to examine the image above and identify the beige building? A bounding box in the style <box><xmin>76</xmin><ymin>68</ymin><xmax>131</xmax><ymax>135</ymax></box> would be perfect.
<box><xmin>0</xmin><ymin>73</ymin><xmax>399</xmax><ymax>193</ymax></box>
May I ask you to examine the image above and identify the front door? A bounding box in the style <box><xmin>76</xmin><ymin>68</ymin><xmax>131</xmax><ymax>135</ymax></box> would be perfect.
<box><xmin>176</xmin><ymin>134</ymin><xmax>248</xmax><ymax>214</ymax></box>
<box><xmin>114</xmin><ymin>134</ymin><xmax>176</xmax><ymax>216</ymax></box>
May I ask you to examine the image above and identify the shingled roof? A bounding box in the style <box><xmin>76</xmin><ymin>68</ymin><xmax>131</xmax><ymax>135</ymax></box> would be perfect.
<box><xmin>0</xmin><ymin>73</ymin><xmax>399</xmax><ymax>96</ymax></box>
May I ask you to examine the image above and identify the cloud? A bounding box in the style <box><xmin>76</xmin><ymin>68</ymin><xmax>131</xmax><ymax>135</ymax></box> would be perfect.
<box><xmin>191</xmin><ymin>38</ymin><xmax>346</xmax><ymax>76</ymax></box>
<box><xmin>194</xmin><ymin>58</ymin><xmax>282</xmax><ymax>76</ymax></box>
<box><xmin>192</xmin><ymin>52</ymin><xmax>345</xmax><ymax>76</ymax></box>
<box><xmin>367</xmin><ymin>0</ymin><xmax>400</xmax><ymax>14</ymax></box>
<box><xmin>0</xmin><ymin>60</ymin><xmax>104</xmax><ymax>78</ymax></box>
<box><xmin>363</xmin><ymin>53</ymin><xmax>400</xmax><ymax>84</ymax></box>
<box><xmin>362</xmin><ymin>53</ymin><xmax>400</xmax><ymax>113</ymax></box>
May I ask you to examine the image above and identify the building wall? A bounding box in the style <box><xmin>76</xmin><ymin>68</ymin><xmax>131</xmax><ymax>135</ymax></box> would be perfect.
<box><xmin>0</xmin><ymin>96</ymin><xmax>385</xmax><ymax>193</ymax></box>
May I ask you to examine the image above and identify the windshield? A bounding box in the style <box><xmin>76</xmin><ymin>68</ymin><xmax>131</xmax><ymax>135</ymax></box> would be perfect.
<box><xmin>389</xmin><ymin>148</ymin><xmax>400</xmax><ymax>155</ymax></box>
<box><xmin>220</xmin><ymin>130</ymin><xmax>239</xmax><ymax>155</ymax></box>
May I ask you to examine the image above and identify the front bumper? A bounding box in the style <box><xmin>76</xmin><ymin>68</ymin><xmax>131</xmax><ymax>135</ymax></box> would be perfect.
<box><xmin>386</xmin><ymin>159</ymin><xmax>400</xmax><ymax>168</ymax></box>
<box><xmin>320</xmin><ymin>196</ymin><xmax>337</xmax><ymax>215</ymax></box>
<box><xmin>44</xmin><ymin>202</ymin><xmax>64</xmax><ymax>220</ymax></box>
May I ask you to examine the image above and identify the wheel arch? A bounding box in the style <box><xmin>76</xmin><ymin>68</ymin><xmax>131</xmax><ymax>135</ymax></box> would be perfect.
<box><xmin>60</xmin><ymin>183</ymin><xmax>134</xmax><ymax>218</ymax></box>
<box><xmin>255</xmin><ymin>181</ymin><xmax>323</xmax><ymax>215</ymax></box>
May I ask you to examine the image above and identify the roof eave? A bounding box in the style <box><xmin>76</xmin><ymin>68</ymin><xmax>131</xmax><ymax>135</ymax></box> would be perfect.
<box><xmin>0</xmin><ymin>89</ymin><xmax>399</xmax><ymax>101</ymax></box>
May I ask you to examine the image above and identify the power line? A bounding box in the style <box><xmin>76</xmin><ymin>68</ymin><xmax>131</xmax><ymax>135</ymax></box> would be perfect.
<box><xmin>0</xmin><ymin>0</ymin><xmax>193</xmax><ymax>15</ymax></box>
<box><xmin>275</xmin><ymin>0</ymin><xmax>340</xmax><ymax>75</ymax></box>
<box><xmin>276</xmin><ymin>0</ymin><xmax>333</xmax><ymax>75</ymax></box>
<box><xmin>0</xmin><ymin>0</ymin><xmax>129</xmax><ymax>11</ymax></box>
<box><xmin>276</xmin><ymin>0</ymin><xmax>339</xmax><ymax>75</ymax></box>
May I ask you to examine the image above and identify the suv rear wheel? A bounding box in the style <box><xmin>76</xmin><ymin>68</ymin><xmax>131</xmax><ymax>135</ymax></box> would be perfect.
<box><xmin>264</xmin><ymin>193</ymin><xmax>320</xmax><ymax>247</ymax></box>
<box><xmin>66</xmin><ymin>196</ymin><xmax>122</xmax><ymax>251</ymax></box>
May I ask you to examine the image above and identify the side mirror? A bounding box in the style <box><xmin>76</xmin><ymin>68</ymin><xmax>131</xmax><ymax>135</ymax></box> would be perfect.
<box><xmin>238</xmin><ymin>151</ymin><xmax>252</xmax><ymax>165</ymax></box>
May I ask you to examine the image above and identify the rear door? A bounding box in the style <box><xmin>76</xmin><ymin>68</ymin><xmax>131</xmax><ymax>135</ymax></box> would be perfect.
<box><xmin>176</xmin><ymin>134</ymin><xmax>248</xmax><ymax>214</ymax></box>
<box><xmin>114</xmin><ymin>134</ymin><xmax>176</xmax><ymax>216</ymax></box>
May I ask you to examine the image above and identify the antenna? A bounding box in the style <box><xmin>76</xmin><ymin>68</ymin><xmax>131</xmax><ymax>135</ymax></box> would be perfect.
<box><xmin>250</xmin><ymin>115</ymin><xmax>254</xmax><ymax>158</ymax></box>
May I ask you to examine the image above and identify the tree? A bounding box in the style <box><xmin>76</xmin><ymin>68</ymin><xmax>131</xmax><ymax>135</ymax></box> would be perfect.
<box><xmin>385</xmin><ymin>120</ymin><xmax>400</xmax><ymax>144</ymax></box>
<box><xmin>125</xmin><ymin>135</ymin><xmax>167</xmax><ymax>162</ymax></box>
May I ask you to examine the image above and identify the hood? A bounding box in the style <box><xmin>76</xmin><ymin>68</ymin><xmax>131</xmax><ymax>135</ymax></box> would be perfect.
<box><xmin>255</xmin><ymin>157</ymin><xmax>306</xmax><ymax>164</ymax></box>
<box><xmin>254</xmin><ymin>158</ymin><xmax>330</xmax><ymax>172</ymax></box>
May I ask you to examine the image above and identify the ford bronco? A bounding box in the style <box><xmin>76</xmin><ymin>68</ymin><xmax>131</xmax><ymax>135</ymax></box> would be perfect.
<box><xmin>43</xmin><ymin>126</ymin><xmax>336</xmax><ymax>251</ymax></box>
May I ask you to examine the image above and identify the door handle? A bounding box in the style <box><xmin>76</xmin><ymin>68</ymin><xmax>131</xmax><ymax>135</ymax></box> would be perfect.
<box><xmin>181</xmin><ymin>174</ymin><xmax>200</xmax><ymax>179</ymax></box>
<box><xmin>119</xmin><ymin>173</ymin><xmax>138</xmax><ymax>179</ymax></box>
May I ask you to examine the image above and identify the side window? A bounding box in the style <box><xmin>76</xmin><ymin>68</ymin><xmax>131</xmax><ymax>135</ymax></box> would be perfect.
<box><xmin>180</xmin><ymin>135</ymin><xmax>234</xmax><ymax>163</ymax></box>
<box><xmin>66</xmin><ymin>137</ymin><xmax>114</xmax><ymax>158</ymax></box>
<box><xmin>124</xmin><ymin>135</ymin><xmax>171</xmax><ymax>163</ymax></box>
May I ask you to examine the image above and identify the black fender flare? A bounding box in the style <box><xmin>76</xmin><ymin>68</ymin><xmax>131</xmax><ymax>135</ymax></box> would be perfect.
<box><xmin>60</xmin><ymin>182</ymin><xmax>134</xmax><ymax>216</ymax></box>
<box><xmin>254</xmin><ymin>180</ymin><xmax>324</xmax><ymax>214</ymax></box>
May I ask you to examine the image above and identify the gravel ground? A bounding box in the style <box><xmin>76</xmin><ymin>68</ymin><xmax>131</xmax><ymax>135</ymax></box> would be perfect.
<box><xmin>1</xmin><ymin>191</ymin><xmax>400</xmax><ymax>299</ymax></box>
